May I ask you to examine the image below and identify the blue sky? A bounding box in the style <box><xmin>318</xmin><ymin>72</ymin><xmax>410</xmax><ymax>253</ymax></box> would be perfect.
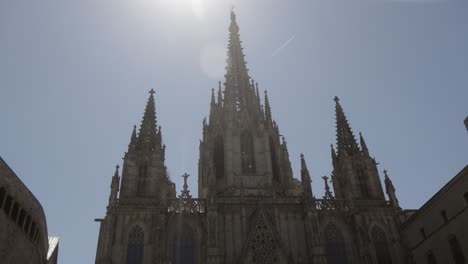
<box><xmin>1</xmin><ymin>0</ymin><xmax>467</xmax><ymax>263</ymax></box>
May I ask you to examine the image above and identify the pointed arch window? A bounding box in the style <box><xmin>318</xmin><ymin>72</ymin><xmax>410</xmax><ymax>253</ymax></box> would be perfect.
<box><xmin>214</xmin><ymin>135</ymin><xmax>225</xmax><ymax>179</ymax></box>
<box><xmin>357</xmin><ymin>167</ymin><xmax>370</xmax><ymax>198</ymax></box>
<box><xmin>241</xmin><ymin>130</ymin><xmax>256</xmax><ymax>174</ymax></box>
<box><xmin>324</xmin><ymin>224</ymin><xmax>348</xmax><ymax>264</ymax></box>
<box><xmin>448</xmin><ymin>235</ymin><xmax>465</xmax><ymax>264</ymax></box>
<box><xmin>127</xmin><ymin>226</ymin><xmax>144</xmax><ymax>264</ymax></box>
<box><xmin>137</xmin><ymin>163</ymin><xmax>148</xmax><ymax>193</ymax></box>
<box><xmin>269</xmin><ymin>136</ymin><xmax>280</xmax><ymax>182</ymax></box>
<box><xmin>372</xmin><ymin>226</ymin><xmax>392</xmax><ymax>264</ymax></box>
<box><xmin>173</xmin><ymin>223</ymin><xmax>195</xmax><ymax>264</ymax></box>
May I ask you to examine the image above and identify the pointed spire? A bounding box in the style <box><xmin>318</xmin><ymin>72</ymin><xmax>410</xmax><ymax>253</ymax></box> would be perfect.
<box><xmin>217</xmin><ymin>81</ymin><xmax>223</xmax><ymax>107</ymax></box>
<box><xmin>384</xmin><ymin>170</ymin><xmax>400</xmax><ymax>208</ymax></box>
<box><xmin>128</xmin><ymin>125</ymin><xmax>137</xmax><ymax>151</ymax></box>
<box><xmin>137</xmin><ymin>89</ymin><xmax>159</xmax><ymax>149</ymax></box>
<box><xmin>334</xmin><ymin>96</ymin><xmax>359</xmax><ymax>156</ymax></box>
<box><xmin>264</xmin><ymin>90</ymin><xmax>272</xmax><ymax>126</ymax></box>
<box><xmin>359</xmin><ymin>132</ymin><xmax>370</xmax><ymax>157</ymax></box>
<box><xmin>107</xmin><ymin>164</ymin><xmax>120</xmax><ymax>212</ymax></box>
<box><xmin>180</xmin><ymin>173</ymin><xmax>192</xmax><ymax>199</ymax></box>
<box><xmin>331</xmin><ymin>144</ymin><xmax>337</xmax><ymax>161</ymax></box>
<box><xmin>300</xmin><ymin>154</ymin><xmax>313</xmax><ymax>198</ymax></box>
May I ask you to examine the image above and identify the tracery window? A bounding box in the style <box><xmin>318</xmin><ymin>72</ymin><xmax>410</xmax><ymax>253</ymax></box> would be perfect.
<box><xmin>127</xmin><ymin>226</ymin><xmax>144</xmax><ymax>264</ymax></box>
<box><xmin>324</xmin><ymin>224</ymin><xmax>348</xmax><ymax>264</ymax></box>
<box><xmin>248</xmin><ymin>212</ymin><xmax>278</xmax><ymax>264</ymax></box>
<box><xmin>269</xmin><ymin>136</ymin><xmax>280</xmax><ymax>182</ymax></box>
<box><xmin>241</xmin><ymin>130</ymin><xmax>256</xmax><ymax>174</ymax></box>
<box><xmin>173</xmin><ymin>223</ymin><xmax>195</xmax><ymax>264</ymax></box>
<box><xmin>214</xmin><ymin>136</ymin><xmax>225</xmax><ymax>179</ymax></box>
<box><xmin>372</xmin><ymin>226</ymin><xmax>392</xmax><ymax>264</ymax></box>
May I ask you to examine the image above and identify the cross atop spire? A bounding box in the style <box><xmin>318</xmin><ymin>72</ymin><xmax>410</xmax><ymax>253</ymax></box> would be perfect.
<box><xmin>137</xmin><ymin>89</ymin><xmax>160</xmax><ymax>150</ymax></box>
<box><xmin>334</xmin><ymin>96</ymin><xmax>359</xmax><ymax>156</ymax></box>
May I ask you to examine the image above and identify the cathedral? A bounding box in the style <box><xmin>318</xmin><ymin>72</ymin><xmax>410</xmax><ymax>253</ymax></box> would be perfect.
<box><xmin>95</xmin><ymin>11</ymin><xmax>408</xmax><ymax>264</ymax></box>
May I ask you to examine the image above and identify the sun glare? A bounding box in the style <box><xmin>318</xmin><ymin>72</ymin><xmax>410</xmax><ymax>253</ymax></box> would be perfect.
<box><xmin>159</xmin><ymin>0</ymin><xmax>206</xmax><ymax>19</ymax></box>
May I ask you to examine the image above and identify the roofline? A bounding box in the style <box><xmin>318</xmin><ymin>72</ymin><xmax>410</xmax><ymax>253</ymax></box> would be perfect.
<box><xmin>402</xmin><ymin>164</ymin><xmax>468</xmax><ymax>227</ymax></box>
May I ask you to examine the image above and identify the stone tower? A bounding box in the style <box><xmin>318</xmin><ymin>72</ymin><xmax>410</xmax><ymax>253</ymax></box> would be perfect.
<box><xmin>198</xmin><ymin>10</ymin><xmax>296</xmax><ymax>199</ymax></box>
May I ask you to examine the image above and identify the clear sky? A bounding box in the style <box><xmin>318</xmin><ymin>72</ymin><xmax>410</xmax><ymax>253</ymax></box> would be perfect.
<box><xmin>1</xmin><ymin>0</ymin><xmax>467</xmax><ymax>263</ymax></box>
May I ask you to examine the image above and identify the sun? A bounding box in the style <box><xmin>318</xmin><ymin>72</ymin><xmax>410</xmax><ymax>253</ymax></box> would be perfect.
<box><xmin>159</xmin><ymin>0</ymin><xmax>205</xmax><ymax>19</ymax></box>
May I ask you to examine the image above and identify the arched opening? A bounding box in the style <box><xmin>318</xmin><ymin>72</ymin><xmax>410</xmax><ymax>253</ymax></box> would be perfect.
<box><xmin>241</xmin><ymin>130</ymin><xmax>256</xmax><ymax>174</ymax></box>
<box><xmin>324</xmin><ymin>223</ymin><xmax>348</xmax><ymax>264</ymax></box>
<box><xmin>214</xmin><ymin>135</ymin><xmax>225</xmax><ymax>179</ymax></box>
<box><xmin>137</xmin><ymin>163</ymin><xmax>148</xmax><ymax>193</ymax></box>
<box><xmin>173</xmin><ymin>223</ymin><xmax>195</xmax><ymax>264</ymax></box>
<box><xmin>127</xmin><ymin>226</ymin><xmax>144</xmax><ymax>264</ymax></box>
<box><xmin>449</xmin><ymin>235</ymin><xmax>465</xmax><ymax>264</ymax></box>
<box><xmin>372</xmin><ymin>226</ymin><xmax>392</xmax><ymax>264</ymax></box>
<box><xmin>0</xmin><ymin>187</ymin><xmax>6</xmax><ymax>208</ymax></box>
<box><xmin>357</xmin><ymin>167</ymin><xmax>369</xmax><ymax>198</ymax></box>
<box><xmin>269</xmin><ymin>136</ymin><xmax>280</xmax><ymax>182</ymax></box>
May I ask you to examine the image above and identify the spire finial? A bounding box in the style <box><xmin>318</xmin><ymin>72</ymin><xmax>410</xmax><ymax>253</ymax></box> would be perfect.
<box><xmin>149</xmin><ymin>88</ymin><xmax>155</xmax><ymax>95</ymax></box>
<box><xmin>322</xmin><ymin>175</ymin><xmax>334</xmax><ymax>199</ymax></box>
<box><xmin>334</xmin><ymin>97</ymin><xmax>359</xmax><ymax>156</ymax></box>
<box><xmin>300</xmin><ymin>154</ymin><xmax>313</xmax><ymax>198</ymax></box>
<box><xmin>114</xmin><ymin>164</ymin><xmax>120</xmax><ymax>177</ymax></box>
<box><xmin>180</xmin><ymin>173</ymin><xmax>192</xmax><ymax>199</ymax></box>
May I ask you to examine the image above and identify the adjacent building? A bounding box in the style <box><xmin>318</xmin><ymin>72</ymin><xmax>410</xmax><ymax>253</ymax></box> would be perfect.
<box><xmin>401</xmin><ymin>166</ymin><xmax>468</xmax><ymax>264</ymax></box>
<box><xmin>0</xmin><ymin>157</ymin><xmax>59</xmax><ymax>264</ymax></box>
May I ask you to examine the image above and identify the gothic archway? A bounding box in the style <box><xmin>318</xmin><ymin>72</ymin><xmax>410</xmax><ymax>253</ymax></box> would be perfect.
<box><xmin>126</xmin><ymin>225</ymin><xmax>144</xmax><ymax>264</ymax></box>
<box><xmin>371</xmin><ymin>226</ymin><xmax>392</xmax><ymax>264</ymax></box>
<box><xmin>172</xmin><ymin>223</ymin><xmax>196</xmax><ymax>264</ymax></box>
<box><xmin>324</xmin><ymin>223</ymin><xmax>348</xmax><ymax>264</ymax></box>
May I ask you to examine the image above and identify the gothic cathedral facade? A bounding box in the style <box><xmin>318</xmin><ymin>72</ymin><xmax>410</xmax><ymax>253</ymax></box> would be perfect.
<box><xmin>95</xmin><ymin>11</ymin><xmax>407</xmax><ymax>264</ymax></box>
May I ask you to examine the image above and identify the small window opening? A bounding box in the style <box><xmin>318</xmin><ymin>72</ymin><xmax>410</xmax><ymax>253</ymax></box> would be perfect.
<box><xmin>4</xmin><ymin>195</ymin><xmax>13</xmax><ymax>215</ymax></box>
<box><xmin>11</xmin><ymin>202</ymin><xmax>19</xmax><ymax>221</ymax></box>
<box><xmin>426</xmin><ymin>250</ymin><xmax>437</xmax><ymax>264</ymax></box>
<box><xmin>24</xmin><ymin>216</ymin><xmax>31</xmax><ymax>233</ymax></box>
<box><xmin>0</xmin><ymin>187</ymin><xmax>6</xmax><ymax>208</ymax></box>
<box><xmin>29</xmin><ymin>222</ymin><xmax>36</xmax><ymax>238</ymax></box>
<box><xmin>18</xmin><ymin>209</ymin><xmax>26</xmax><ymax>228</ymax></box>
<box><xmin>464</xmin><ymin>192</ymin><xmax>468</xmax><ymax>206</ymax></box>
<box><xmin>420</xmin><ymin>228</ymin><xmax>427</xmax><ymax>240</ymax></box>
<box><xmin>441</xmin><ymin>210</ymin><xmax>448</xmax><ymax>224</ymax></box>
<box><xmin>449</xmin><ymin>235</ymin><xmax>466</xmax><ymax>264</ymax></box>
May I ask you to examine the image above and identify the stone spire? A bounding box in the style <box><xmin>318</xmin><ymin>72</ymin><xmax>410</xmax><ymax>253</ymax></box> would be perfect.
<box><xmin>359</xmin><ymin>132</ymin><xmax>369</xmax><ymax>157</ymax></box>
<box><xmin>107</xmin><ymin>165</ymin><xmax>120</xmax><ymax>212</ymax></box>
<box><xmin>334</xmin><ymin>96</ymin><xmax>359</xmax><ymax>156</ymax></box>
<box><xmin>300</xmin><ymin>154</ymin><xmax>313</xmax><ymax>198</ymax></box>
<box><xmin>137</xmin><ymin>89</ymin><xmax>160</xmax><ymax>150</ymax></box>
<box><xmin>264</xmin><ymin>90</ymin><xmax>273</xmax><ymax>127</ymax></box>
<box><xmin>322</xmin><ymin>176</ymin><xmax>334</xmax><ymax>200</ymax></box>
<box><xmin>180</xmin><ymin>173</ymin><xmax>192</xmax><ymax>199</ymax></box>
<box><xmin>223</xmin><ymin>9</ymin><xmax>257</xmax><ymax>116</ymax></box>
<box><xmin>384</xmin><ymin>170</ymin><xmax>400</xmax><ymax>208</ymax></box>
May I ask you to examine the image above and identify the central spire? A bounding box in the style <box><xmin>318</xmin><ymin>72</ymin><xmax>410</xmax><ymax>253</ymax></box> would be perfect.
<box><xmin>136</xmin><ymin>89</ymin><xmax>162</xmax><ymax>151</ymax></box>
<box><xmin>223</xmin><ymin>9</ymin><xmax>257</xmax><ymax>115</ymax></box>
<box><xmin>334</xmin><ymin>96</ymin><xmax>359</xmax><ymax>156</ymax></box>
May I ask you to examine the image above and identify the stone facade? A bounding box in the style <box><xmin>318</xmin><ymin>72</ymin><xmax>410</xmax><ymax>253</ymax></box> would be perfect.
<box><xmin>95</xmin><ymin>11</ymin><xmax>409</xmax><ymax>264</ymax></box>
<box><xmin>401</xmin><ymin>166</ymin><xmax>468</xmax><ymax>264</ymax></box>
<box><xmin>0</xmin><ymin>157</ymin><xmax>58</xmax><ymax>264</ymax></box>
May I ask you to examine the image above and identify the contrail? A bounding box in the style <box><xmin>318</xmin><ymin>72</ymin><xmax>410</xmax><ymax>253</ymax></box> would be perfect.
<box><xmin>272</xmin><ymin>34</ymin><xmax>296</xmax><ymax>57</ymax></box>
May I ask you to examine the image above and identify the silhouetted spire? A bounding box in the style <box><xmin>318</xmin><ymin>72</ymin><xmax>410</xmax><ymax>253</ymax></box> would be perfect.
<box><xmin>300</xmin><ymin>154</ymin><xmax>313</xmax><ymax>198</ymax></box>
<box><xmin>264</xmin><ymin>90</ymin><xmax>273</xmax><ymax>126</ymax></box>
<box><xmin>137</xmin><ymin>89</ymin><xmax>160</xmax><ymax>150</ymax></box>
<box><xmin>331</xmin><ymin>144</ymin><xmax>337</xmax><ymax>162</ymax></box>
<box><xmin>217</xmin><ymin>82</ymin><xmax>223</xmax><ymax>107</ymax></box>
<box><xmin>180</xmin><ymin>173</ymin><xmax>192</xmax><ymax>199</ymax></box>
<box><xmin>322</xmin><ymin>176</ymin><xmax>334</xmax><ymax>200</ymax></box>
<box><xmin>107</xmin><ymin>165</ymin><xmax>120</xmax><ymax>212</ymax></box>
<box><xmin>334</xmin><ymin>96</ymin><xmax>359</xmax><ymax>156</ymax></box>
<box><xmin>223</xmin><ymin>9</ymin><xmax>257</xmax><ymax>115</ymax></box>
<box><xmin>384</xmin><ymin>170</ymin><xmax>400</xmax><ymax>208</ymax></box>
<box><xmin>359</xmin><ymin>132</ymin><xmax>370</xmax><ymax>157</ymax></box>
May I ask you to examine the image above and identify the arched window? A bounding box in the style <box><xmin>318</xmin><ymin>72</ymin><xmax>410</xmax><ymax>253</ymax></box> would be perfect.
<box><xmin>214</xmin><ymin>136</ymin><xmax>225</xmax><ymax>179</ymax></box>
<box><xmin>0</xmin><ymin>187</ymin><xmax>6</xmax><ymax>208</ymax></box>
<box><xmin>137</xmin><ymin>164</ymin><xmax>148</xmax><ymax>193</ymax></box>
<box><xmin>127</xmin><ymin>226</ymin><xmax>144</xmax><ymax>264</ymax></box>
<box><xmin>324</xmin><ymin>224</ymin><xmax>348</xmax><ymax>264</ymax></box>
<box><xmin>372</xmin><ymin>226</ymin><xmax>392</xmax><ymax>264</ymax></box>
<box><xmin>173</xmin><ymin>223</ymin><xmax>195</xmax><ymax>264</ymax></box>
<box><xmin>449</xmin><ymin>235</ymin><xmax>465</xmax><ymax>264</ymax></box>
<box><xmin>269</xmin><ymin>136</ymin><xmax>280</xmax><ymax>182</ymax></box>
<box><xmin>241</xmin><ymin>130</ymin><xmax>256</xmax><ymax>174</ymax></box>
<box><xmin>426</xmin><ymin>250</ymin><xmax>437</xmax><ymax>264</ymax></box>
<box><xmin>357</xmin><ymin>167</ymin><xmax>369</xmax><ymax>198</ymax></box>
